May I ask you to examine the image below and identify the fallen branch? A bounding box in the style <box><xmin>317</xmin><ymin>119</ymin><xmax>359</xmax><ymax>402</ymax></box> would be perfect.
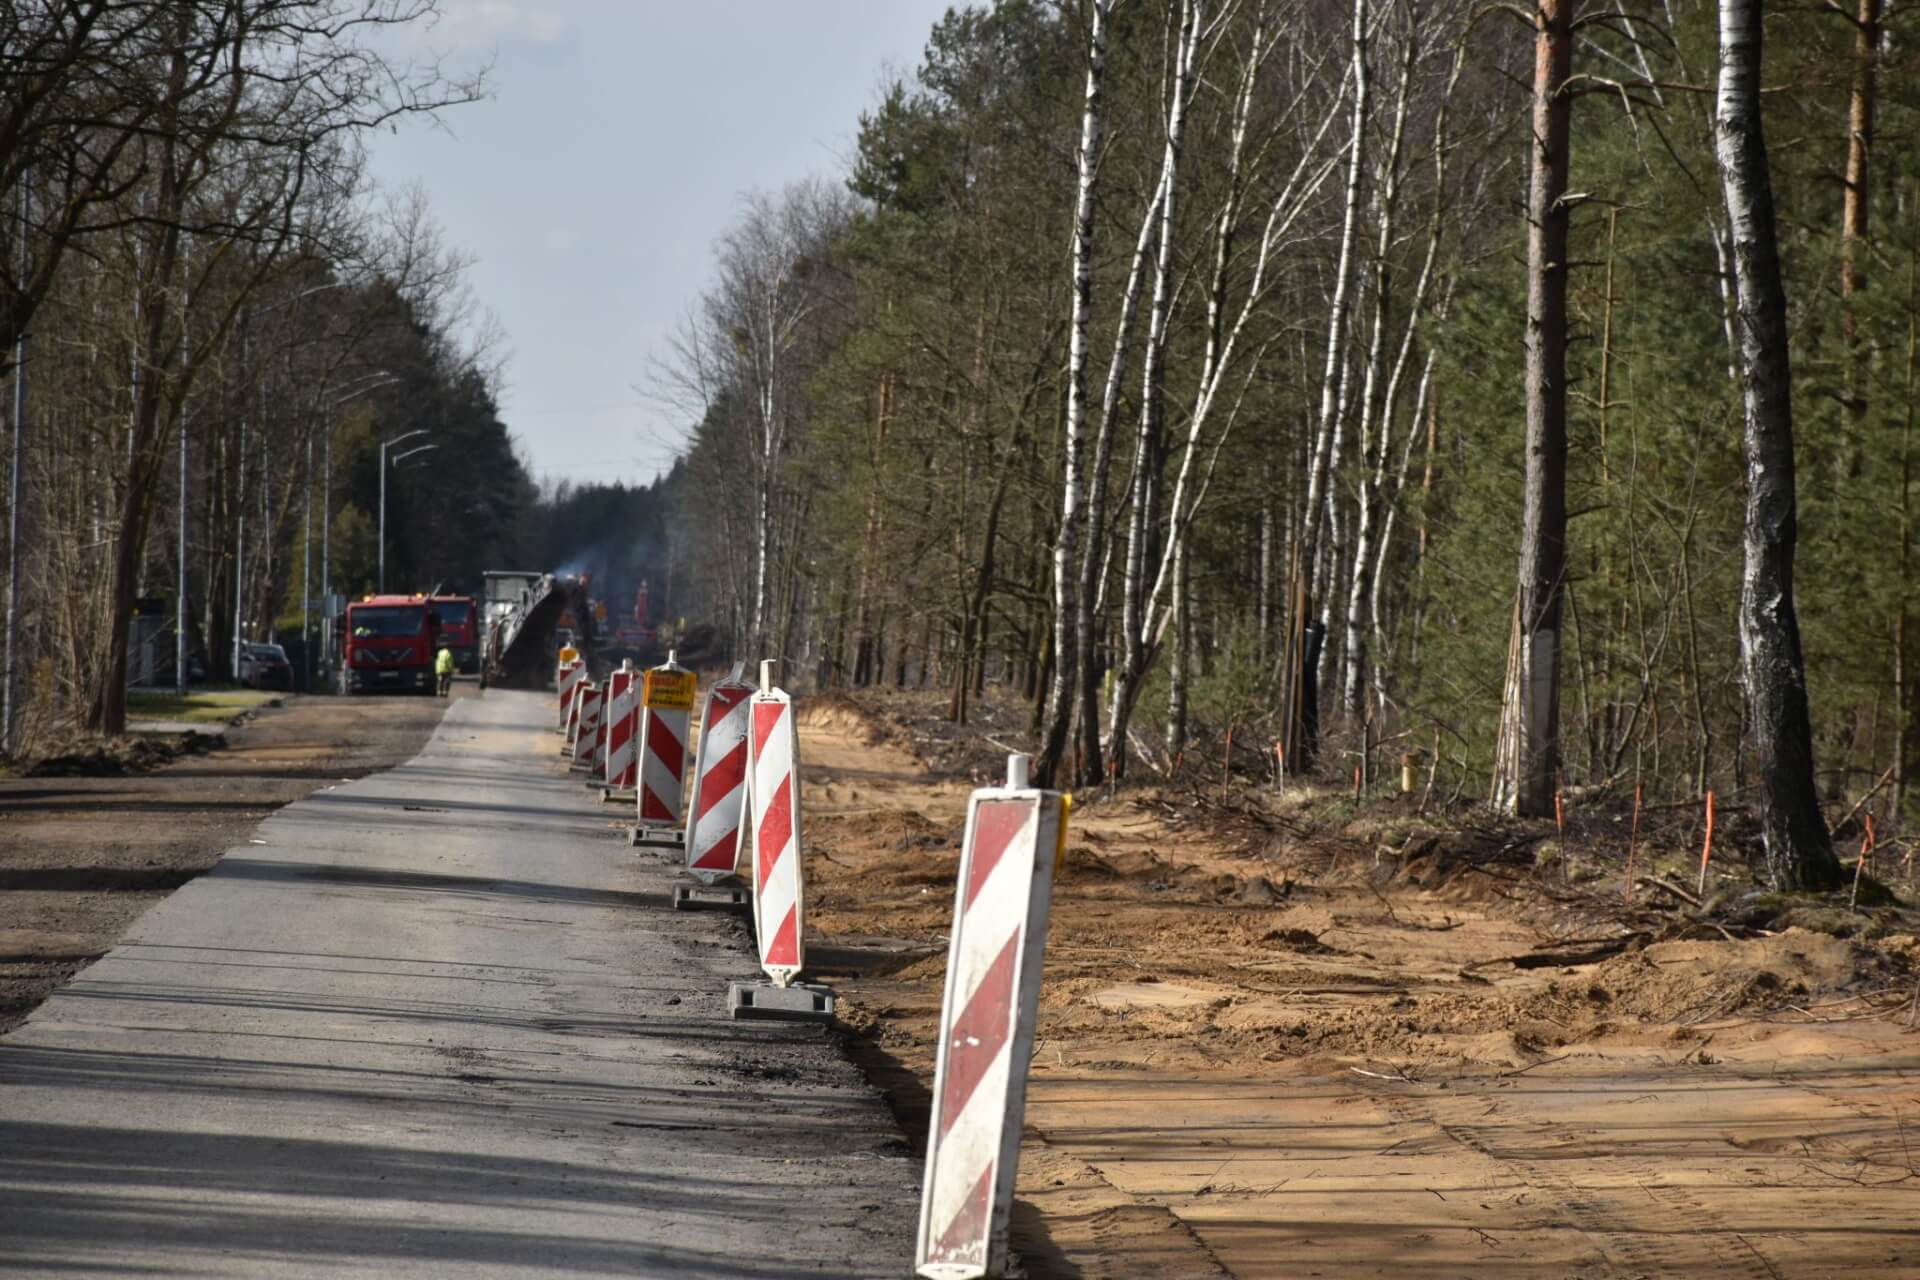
<box><xmin>1830</xmin><ymin>766</ymin><xmax>1895</xmax><ymax>839</ymax></box>
<box><xmin>1643</xmin><ymin>874</ymin><xmax>1702</xmax><ymax>907</ymax></box>
<box><xmin>1349</xmin><ymin>1065</ymin><xmax>1416</xmax><ymax>1083</ymax></box>
<box><xmin>1468</xmin><ymin>935</ymin><xmax>1642</xmax><ymax>971</ymax></box>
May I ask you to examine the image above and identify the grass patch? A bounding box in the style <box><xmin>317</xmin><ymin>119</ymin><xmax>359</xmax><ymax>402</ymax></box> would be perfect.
<box><xmin>125</xmin><ymin>690</ymin><xmax>280</xmax><ymax>724</ymax></box>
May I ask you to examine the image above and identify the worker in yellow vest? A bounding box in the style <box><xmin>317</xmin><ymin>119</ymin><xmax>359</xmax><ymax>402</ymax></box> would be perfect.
<box><xmin>435</xmin><ymin>644</ymin><xmax>456</xmax><ymax>697</ymax></box>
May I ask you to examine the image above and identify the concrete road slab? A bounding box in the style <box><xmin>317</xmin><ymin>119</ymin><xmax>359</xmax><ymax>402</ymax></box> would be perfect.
<box><xmin>0</xmin><ymin>690</ymin><xmax>917</xmax><ymax>1278</ymax></box>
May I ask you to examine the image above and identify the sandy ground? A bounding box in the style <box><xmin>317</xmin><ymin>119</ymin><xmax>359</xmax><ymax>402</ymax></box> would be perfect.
<box><xmin>794</xmin><ymin>696</ymin><xmax>1920</xmax><ymax>1279</ymax></box>
<box><xmin>0</xmin><ymin>688</ymin><xmax>461</xmax><ymax>1033</ymax></box>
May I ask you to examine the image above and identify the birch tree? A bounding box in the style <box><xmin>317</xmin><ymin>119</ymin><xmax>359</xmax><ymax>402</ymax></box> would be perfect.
<box><xmin>1035</xmin><ymin>0</ymin><xmax>1115</xmax><ymax>788</ymax></box>
<box><xmin>1287</xmin><ymin>0</ymin><xmax>1370</xmax><ymax>768</ymax></box>
<box><xmin>1712</xmin><ymin>0</ymin><xmax>1844</xmax><ymax>889</ymax></box>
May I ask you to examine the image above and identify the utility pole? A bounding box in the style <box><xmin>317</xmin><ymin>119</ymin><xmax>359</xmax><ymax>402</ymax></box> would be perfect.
<box><xmin>232</xmin><ymin>312</ymin><xmax>249</xmax><ymax>679</ymax></box>
<box><xmin>302</xmin><ymin>429</ymin><xmax>312</xmax><ymax>691</ymax></box>
<box><xmin>4</xmin><ymin>178</ymin><xmax>28</xmax><ymax>756</ymax></box>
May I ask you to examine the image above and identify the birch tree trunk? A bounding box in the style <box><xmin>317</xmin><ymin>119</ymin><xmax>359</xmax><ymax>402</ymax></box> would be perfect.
<box><xmin>1111</xmin><ymin>0</ymin><xmax>1202</xmax><ymax>782</ymax></box>
<box><xmin>1035</xmin><ymin>0</ymin><xmax>1113</xmax><ymax>788</ymax></box>
<box><xmin>1494</xmin><ymin>0</ymin><xmax>1572</xmax><ymax>817</ymax></box>
<box><xmin>1166</xmin><ymin>534</ymin><xmax>1190</xmax><ymax>760</ymax></box>
<box><xmin>1339</xmin><ymin>20</ymin><xmax>1437</xmax><ymax>716</ymax></box>
<box><xmin>1073</xmin><ymin>120</ymin><xmax>1172</xmax><ymax>786</ymax></box>
<box><xmin>1293</xmin><ymin>0</ymin><xmax>1369</xmax><ymax>758</ymax></box>
<box><xmin>1713</xmin><ymin>0</ymin><xmax>1844</xmax><ymax>890</ymax></box>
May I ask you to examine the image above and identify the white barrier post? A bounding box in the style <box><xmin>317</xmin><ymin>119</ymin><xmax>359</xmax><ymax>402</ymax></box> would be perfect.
<box><xmin>570</xmin><ymin>683</ymin><xmax>602</xmax><ymax>770</ymax></box>
<box><xmin>601</xmin><ymin>661</ymin><xmax>639</xmax><ymax>799</ymax></box>
<box><xmin>914</xmin><ymin>754</ymin><xmax>1067</xmax><ymax>1280</ymax></box>
<box><xmin>590</xmin><ymin>679</ymin><xmax>612</xmax><ymax>778</ymax></box>
<box><xmin>726</xmin><ymin>660</ymin><xmax>833</xmax><ymax>1022</ymax></box>
<box><xmin>561</xmin><ymin>679</ymin><xmax>586</xmax><ymax>757</ymax></box>
<box><xmin>556</xmin><ymin>660</ymin><xmax>584</xmax><ymax>731</ymax></box>
<box><xmin>629</xmin><ymin>651</ymin><xmax>694</xmax><ymax>849</ymax></box>
<box><xmin>673</xmin><ymin>661</ymin><xmax>753</xmax><ymax>910</ymax></box>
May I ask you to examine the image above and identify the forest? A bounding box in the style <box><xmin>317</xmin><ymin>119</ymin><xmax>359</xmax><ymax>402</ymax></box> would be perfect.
<box><xmin>654</xmin><ymin>0</ymin><xmax>1916</xmax><ymax>890</ymax></box>
<box><xmin>2</xmin><ymin>0</ymin><xmax>1912</xmax><ymax>894</ymax></box>
<box><xmin>0</xmin><ymin>1</ymin><xmax>535</xmax><ymax>742</ymax></box>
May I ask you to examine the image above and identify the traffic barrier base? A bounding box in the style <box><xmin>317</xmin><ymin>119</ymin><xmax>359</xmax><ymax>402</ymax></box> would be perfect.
<box><xmin>727</xmin><ymin>979</ymin><xmax>835</xmax><ymax>1024</ymax></box>
<box><xmin>673</xmin><ymin>882</ymin><xmax>749</xmax><ymax>912</ymax></box>
<box><xmin>600</xmin><ymin>787</ymin><xmax>637</xmax><ymax>805</ymax></box>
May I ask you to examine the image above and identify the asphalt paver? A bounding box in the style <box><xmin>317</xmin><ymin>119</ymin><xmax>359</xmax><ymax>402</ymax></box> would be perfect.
<box><xmin>0</xmin><ymin>690</ymin><xmax>917</xmax><ymax>1277</ymax></box>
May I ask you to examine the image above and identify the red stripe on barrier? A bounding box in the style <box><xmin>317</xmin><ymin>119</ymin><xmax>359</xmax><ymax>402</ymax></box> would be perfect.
<box><xmin>640</xmin><ymin>784</ymin><xmax>675</xmax><ymax>822</ymax></box>
<box><xmin>752</xmin><ymin>700</ymin><xmax>783</xmax><ymax>761</ymax></box>
<box><xmin>937</xmin><ymin>930</ymin><xmax>1020</xmax><ymax>1138</ymax></box>
<box><xmin>691</xmin><ymin>827</ymin><xmax>737</xmax><ymax>871</ymax></box>
<box><xmin>756</xmin><ymin>775</ymin><xmax>793</xmax><ymax>891</ymax></box>
<box><xmin>764</xmin><ymin>902</ymin><xmax>800</xmax><ymax>967</ymax></box>
<box><xmin>646</xmin><ymin>712</ymin><xmax>684</xmax><ymax>777</ymax></box>
<box><xmin>928</xmin><ymin>1166</ymin><xmax>995</xmax><ymax>1268</ymax></box>
<box><xmin>965</xmin><ymin>801</ymin><xmax>1031</xmax><ymax>912</ymax></box>
<box><xmin>696</xmin><ymin>742</ymin><xmax>746</xmax><ymax>821</ymax></box>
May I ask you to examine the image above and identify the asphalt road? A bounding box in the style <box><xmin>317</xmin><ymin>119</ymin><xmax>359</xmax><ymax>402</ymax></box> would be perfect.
<box><xmin>0</xmin><ymin>689</ymin><xmax>918</xmax><ymax>1278</ymax></box>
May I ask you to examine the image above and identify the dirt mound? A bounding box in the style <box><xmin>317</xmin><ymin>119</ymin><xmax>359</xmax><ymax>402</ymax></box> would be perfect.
<box><xmin>1058</xmin><ymin>844</ymin><xmax>1289</xmax><ymax>905</ymax></box>
<box><xmin>814</xmin><ymin>807</ymin><xmax>950</xmax><ymax>853</ymax></box>
<box><xmin>797</xmin><ymin>692</ymin><xmax>891</xmax><ymax>742</ymax></box>
<box><xmin>25</xmin><ymin>732</ymin><xmax>223</xmax><ymax>777</ymax></box>
<box><xmin>1517</xmin><ymin>929</ymin><xmax>1900</xmax><ymax>1024</ymax></box>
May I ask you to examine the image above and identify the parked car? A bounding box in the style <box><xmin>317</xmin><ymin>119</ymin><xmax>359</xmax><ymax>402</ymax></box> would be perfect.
<box><xmin>238</xmin><ymin>642</ymin><xmax>293</xmax><ymax>691</ymax></box>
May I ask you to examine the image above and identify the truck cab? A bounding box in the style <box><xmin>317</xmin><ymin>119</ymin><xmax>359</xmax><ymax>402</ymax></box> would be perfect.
<box><xmin>431</xmin><ymin>595</ymin><xmax>479</xmax><ymax>674</ymax></box>
<box><xmin>341</xmin><ymin>595</ymin><xmax>437</xmax><ymax>694</ymax></box>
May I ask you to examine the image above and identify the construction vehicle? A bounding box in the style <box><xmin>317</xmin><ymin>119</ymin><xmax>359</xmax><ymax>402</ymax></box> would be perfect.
<box><xmin>338</xmin><ymin>594</ymin><xmax>439</xmax><ymax>695</ymax></box>
<box><xmin>430</xmin><ymin>594</ymin><xmax>480</xmax><ymax>674</ymax></box>
<box><xmin>480</xmin><ymin>571</ymin><xmax>600</xmax><ymax>689</ymax></box>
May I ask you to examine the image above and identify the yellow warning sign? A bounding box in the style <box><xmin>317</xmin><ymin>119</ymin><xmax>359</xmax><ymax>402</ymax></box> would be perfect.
<box><xmin>643</xmin><ymin>669</ymin><xmax>696</xmax><ymax>712</ymax></box>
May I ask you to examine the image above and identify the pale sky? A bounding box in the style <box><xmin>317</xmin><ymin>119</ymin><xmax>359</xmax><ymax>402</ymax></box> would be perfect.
<box><xmin>367</xmin><ymin>1</ymin><xmax>956</xmax><ymax>489</ymax></box>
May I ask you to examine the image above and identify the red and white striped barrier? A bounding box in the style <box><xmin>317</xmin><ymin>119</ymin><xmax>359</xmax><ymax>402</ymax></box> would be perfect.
<box><xmin>683</xmin><ymin>667</ymin><xmax>753</xmax><ymax>884</ymax></box>
<box><xmin>562</xmin><ymin>679</ymin><xmax>587</xmax><ymax>755</ymax></box>
<box><xmin>915</xmin><ymin>755</ymin><xmax>1067</xmax><ymax>1280</ymax></box>
<box><xmin>747</xmin><ymin>661</ymin><xmax>805</xmax><ymax>986</ymax></box>
<box><xmin>590</xmin><ymin>683</ymin><xmax>612</xmax><ymax>778</ymax></box>
<box><xmin>556</xmin><ymin>660</ymin><xmax>584</xmax><ymax>730</ymax></box>
<box><xmin>604</xmin><ymin>662</ymin><xmax>639</xmax><ymax>790</ymax></box>
<box><xmin>571</xmin><ymin>683</ymin><xmax>603</xmax><ymax>768</ymax></box>
<box><xmin>635</xmin><ymin>653</ymin><xmax>695</xmax><ymax>837</ymax></box>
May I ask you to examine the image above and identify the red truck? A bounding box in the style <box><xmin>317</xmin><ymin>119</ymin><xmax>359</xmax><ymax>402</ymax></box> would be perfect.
<box><xmin>340</xmin><ymin>594</ymin><xmax>438</xmax><ymax>695</ymax></box>
<box><xmin>431</xmin><ymin>594</ymin><xmax>479</xmax><ymax>674</ymax></box>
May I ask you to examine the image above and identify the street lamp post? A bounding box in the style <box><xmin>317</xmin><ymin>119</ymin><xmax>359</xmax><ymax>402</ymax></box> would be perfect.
<box><xmin>377</xmin><ymin>429</ymin><xmax>432</xmax><ymax>593</ymax></box>
<box><xmin>312</xmin><ymin>372</ymin><xmax>397</xmax><ymax>681</ymax></box>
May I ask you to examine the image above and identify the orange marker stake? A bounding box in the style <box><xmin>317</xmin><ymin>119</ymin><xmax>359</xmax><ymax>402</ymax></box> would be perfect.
<box><xmin>1850</xmin><ymin>814</ymin><xmax>1877</xmax><ymax>910</ymax></box>
<box><xmin>1224</xmin><ymin>727</ymin><xmax>1234</xmax><ymax>787</ymax></box>
<box><xmin>1555</xmin><ymin>790</ymin><xmax>1566</xmax><ymax>835</ymax></box>
<box><xmin>1697</xmin><ymin>789</ymin><xmax>1717</xmax><ymax>899</ymax></box>
<box><xmin>1625</xmin><ymin>783</ymin><xmax>1643</xmax><ymax>902</ymax></box>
